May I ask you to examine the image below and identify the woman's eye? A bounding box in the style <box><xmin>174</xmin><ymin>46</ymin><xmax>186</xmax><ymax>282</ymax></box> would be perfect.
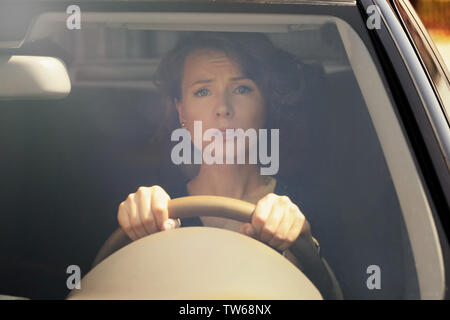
<box><xmin>194</xmin><ymin>88</ymin><xmax>210</xmax><ymax>97</ymax></box>
<box><xmin>234</xmin><ymin>85</ymin><xmax>252</xmax><ymax>95</ymax></box>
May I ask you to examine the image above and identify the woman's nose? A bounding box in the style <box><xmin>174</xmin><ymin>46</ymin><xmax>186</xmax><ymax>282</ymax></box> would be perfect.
<box><xmin>215</xmin><ymin>109</ymin><xmax>232</xmax><ymax>117</ymax></box>
<box><xmin>214</xmin><ymin>93</ymin><xmax>234</xmax><ymax>118</ymax></box>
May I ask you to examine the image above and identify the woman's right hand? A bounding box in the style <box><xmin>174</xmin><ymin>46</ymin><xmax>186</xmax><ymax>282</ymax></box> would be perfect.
<box><xmin>117</xmin><ymin>186</ymin><xmax>181</xmax><ymax>241</ymax></box>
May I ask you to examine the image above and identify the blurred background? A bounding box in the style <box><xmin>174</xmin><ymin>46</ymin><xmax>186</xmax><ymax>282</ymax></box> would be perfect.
<box><xmin>410</xmin><ymin>0</ymin><xmax>450</xmax><ymax>67</ymax></box>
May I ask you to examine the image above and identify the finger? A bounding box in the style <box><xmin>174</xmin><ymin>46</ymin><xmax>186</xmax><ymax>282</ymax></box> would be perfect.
<box><xmin>278</xmin><ymin>212</ymin><xmax>305</xmax><ymax>252</ymax></box>
<box><xmin>117</xmin><ymin>202</ymin><xmax>138</xmax><ymax>241</ymax></box>
<box><xmin>252</xmin><ymin>193</ymin><xmax>277</xmax><ymax>237</ymax></box>
<box><xmin>136</xmin><ymin>187</ymin><xmax>156</xmax><ymax>235</ymax></box>
<box><xmin>260</xmin><ymin>198</ymin><xmax>285</xmax><ymax>243</ymax></box>
<box><xmin>127</xmin><ymin>193</ymin><xmax>148</xmax><ymax>239</ymax></box>
<box><xmin>162</xmin><ymin>218</ymin><xmax>180</xmax><ymax>231</ymax></box>
<box><xmin>270</xmin><ymin>205</ymin><xmax>297</xmax><ymax>250</ymax></box>
<box><xmin>151</xmin><ymin>186</ymin><xmax>171</xmax><ymax>231</ymax></box>
<box><xmin>277</xmin><ymin>241</ymin><xmax>292</xmax><ymax>253</ymax></box>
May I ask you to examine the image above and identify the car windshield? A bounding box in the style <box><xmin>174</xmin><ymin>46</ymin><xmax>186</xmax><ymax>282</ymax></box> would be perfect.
<box><xmin>0</xmin><ymin>3</ymin><xmax>444</xmax><ymax>300</ymax></box>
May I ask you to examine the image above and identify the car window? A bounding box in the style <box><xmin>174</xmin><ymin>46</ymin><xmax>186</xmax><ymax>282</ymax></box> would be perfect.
<box><xmin>0</xmin><ymin>9</ymin><xmax>444</xmax><ymax>300</ymax></box>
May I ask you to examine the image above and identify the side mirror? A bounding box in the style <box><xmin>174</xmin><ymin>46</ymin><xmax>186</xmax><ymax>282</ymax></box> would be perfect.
<box><xmin>0</xmin><ymin>55</ymin><xmax>71</xmax><ymax>100</ymax></box>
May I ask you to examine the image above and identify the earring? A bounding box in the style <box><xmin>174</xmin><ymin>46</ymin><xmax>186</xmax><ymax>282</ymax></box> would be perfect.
<box><xmin>181</xmin><ymin>121</ymin><xmax>186</xmax><ymax>128</ymax></box>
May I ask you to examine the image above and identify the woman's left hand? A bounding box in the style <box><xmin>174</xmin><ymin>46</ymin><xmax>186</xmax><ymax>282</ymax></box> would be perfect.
<box><xmin>239</xmin><ymin>193</ymin><xmax>311</xmax><ymax>252</ymax></box>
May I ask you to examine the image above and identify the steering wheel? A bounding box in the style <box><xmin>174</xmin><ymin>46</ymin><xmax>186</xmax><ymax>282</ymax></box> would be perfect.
<box><xmin>68</xmin><ymin>196</ymin><xmax>325</xmax><ymax>299</ymax></box>
<box><xmin>91</xmin><ymin>196</ymin><xmax>257</xmax><ymax>268</ymax></box>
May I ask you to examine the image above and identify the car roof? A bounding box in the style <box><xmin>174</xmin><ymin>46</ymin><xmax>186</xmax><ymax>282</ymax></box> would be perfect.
<box><xmin>11</xmin><ymin>0</ymin><xmax>357</xmax><ymax>4</ymax></box>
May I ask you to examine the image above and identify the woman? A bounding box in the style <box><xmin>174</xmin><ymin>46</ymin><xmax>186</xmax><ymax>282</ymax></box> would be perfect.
<box><xmin>116</xmin><ymin>32</ymin><xmax>342</xmax><ymax>299</ymax></box>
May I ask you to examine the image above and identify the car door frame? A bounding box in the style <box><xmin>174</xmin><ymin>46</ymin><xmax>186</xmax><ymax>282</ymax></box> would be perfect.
<box><xmin>357</xmin><ymin>0</ymin><xmax>450</xmax><ymax>299</ymax></box>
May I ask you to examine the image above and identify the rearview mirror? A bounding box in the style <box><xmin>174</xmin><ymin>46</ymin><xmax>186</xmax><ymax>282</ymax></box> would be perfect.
<box><xmin>0</xmin><ymin>55</ymin><xmax>71</xmax><ymax>100</ymax></box>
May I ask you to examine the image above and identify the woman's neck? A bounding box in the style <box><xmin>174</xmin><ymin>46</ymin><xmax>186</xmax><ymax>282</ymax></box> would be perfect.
<box><xmin>187</xmin><ymin>164</ymin><xmax>276</xmax><ymax>203</ymax></box>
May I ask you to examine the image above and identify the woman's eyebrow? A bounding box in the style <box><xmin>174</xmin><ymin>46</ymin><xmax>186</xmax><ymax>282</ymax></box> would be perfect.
<box><xmin>230</xmin><ymin>76</ymin><xmax>250</xmax><ymax>81</ymax></box>
<box><xmin>189</xmin><ymin>76</ymin><xmax>251</xmax><ymax>88</ymax></box>
<box><xmin>189</xmin><ymin>79</ymin><xmax>213</xmax><ymax>87</ymax></box>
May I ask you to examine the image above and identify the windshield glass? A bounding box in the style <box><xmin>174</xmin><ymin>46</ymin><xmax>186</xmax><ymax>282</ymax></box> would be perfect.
<box><xmin>0</xmin><ymin>8</ymin><xmax>444</xmax><ymax>300</ymax></box>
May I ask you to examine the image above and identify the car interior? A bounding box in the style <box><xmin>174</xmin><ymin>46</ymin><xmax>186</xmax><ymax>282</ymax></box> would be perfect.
<box><xmin>0</xmin><ymin>11</ymin><xmax>432</xmax><ymax>299</ymax></box>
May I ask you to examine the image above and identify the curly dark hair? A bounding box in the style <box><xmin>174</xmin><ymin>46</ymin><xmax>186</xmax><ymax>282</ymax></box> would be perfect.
<box><xmin>153</xmin><ymin>31</ymin><xmax>306</xmax><ymax>131</ymax></box>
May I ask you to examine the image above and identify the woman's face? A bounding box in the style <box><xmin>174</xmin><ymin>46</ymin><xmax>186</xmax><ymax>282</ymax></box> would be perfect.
<box><xmin>175</xmin><ymin>48</ymin><xmax>267</xmax><ymax>154</ymax></box>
